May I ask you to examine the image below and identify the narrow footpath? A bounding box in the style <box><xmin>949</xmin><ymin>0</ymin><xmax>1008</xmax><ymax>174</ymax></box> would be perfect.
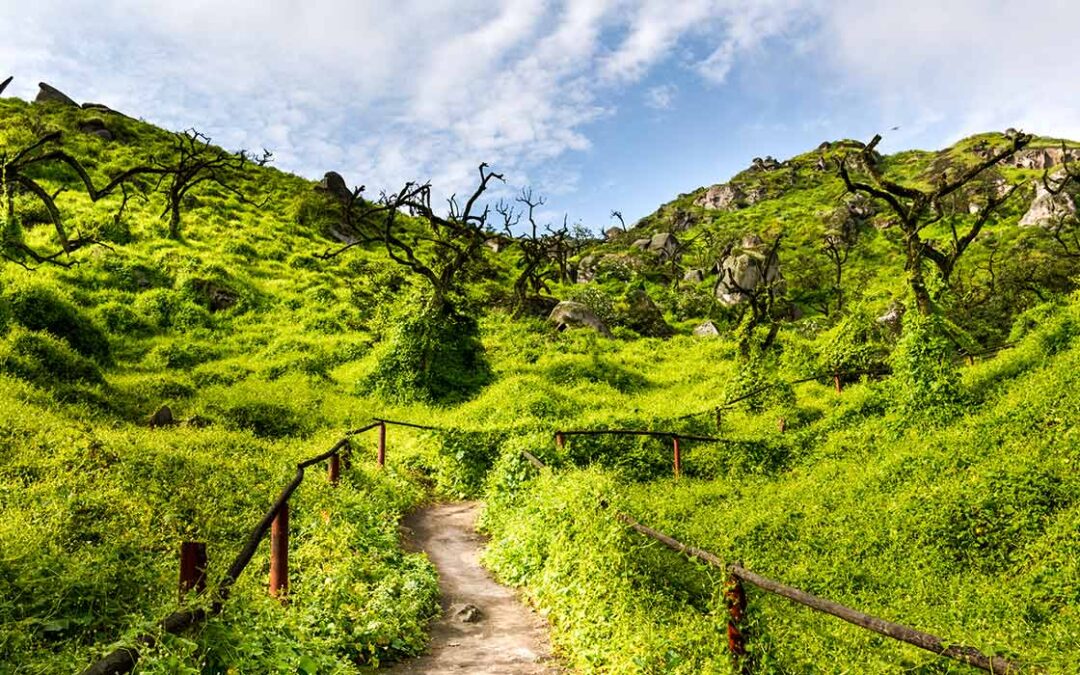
<box><xmin>389</xmin><ymin>502</ymin><xmax>560</xmax><ymax>674</ymax></box>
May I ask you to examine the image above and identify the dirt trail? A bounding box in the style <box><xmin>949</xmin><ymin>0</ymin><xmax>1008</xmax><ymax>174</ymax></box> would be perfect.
<box><xmin>388</xmin><ymin>502</ymin><xmax>560</xmax><ymax>675</ymax></box>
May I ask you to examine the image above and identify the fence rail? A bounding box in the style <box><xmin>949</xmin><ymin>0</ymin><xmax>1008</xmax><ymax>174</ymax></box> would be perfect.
<box><xmin>81</xmin><ymin>418</ymin><xmax>427</xmax><ymax>675</ymax></box>
<box><xmin>520</xmin><ymin>451</ymin><xmax>1034</xmax><ymax>673</ymax></box>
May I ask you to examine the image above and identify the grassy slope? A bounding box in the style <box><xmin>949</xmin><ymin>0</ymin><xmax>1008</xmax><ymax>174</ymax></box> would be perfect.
<box><xmin>2</xmin><ymin>94</ymin><xmax>1079</xmax><ymax>673</ymax></box>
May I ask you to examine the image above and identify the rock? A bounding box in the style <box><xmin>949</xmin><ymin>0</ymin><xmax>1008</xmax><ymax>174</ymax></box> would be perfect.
<box><xmin>0</xmin><ymin>76</ymin><xmax>11</xmax><ymax>97</ymax></box>
<box><xmin>814</xmin><ymin>156</ymin><xmax>828</xmax><ymax>172</ymax></box>
<box><xmin>450</xmin><ymin>603</ymin><xmax>483</xmax><ymax>623</ymax></box>
<box><xmin>548</xmin><ymin>301</ymin><xmax>612</xmax><ymax>337</ymax></box>
<box><xmin>604</xmin><ymin>227</ymin><xmax>624</xmax><ymax>241</ymax></box>
<box><xmin>695</xmin><ymin>184</ymin><xmax>744</xmax><ymax>211</ymax></box>
<box><xmin>876</xmin><ymin>301</ymin><xmax>904</xmax><ymax>332</ymax></box>
<box><xmin>78</xmin><ymin>118</ymin><xmax>113</xmax><ymax>141</ymax></box>
<box><xmin>683</xmin><ymin>268</ymin><xmax>705</xmax><ymax>284</ymax></box>
<box><xmin>715</xmin><ymin>235</ymin><xmax>784</xmax><ymax>305</ymax></box>
<box><xmin>316</xmin><ymin>171</ymin><xmax>353</xmax><ymax>202</ymax></box>
<box><xmin>648</xmin><ymin>232</ymin><xmax>680</xmax><ymax>261</ymax></box>
<box><xmin>485</xmin><ymin>236</ymin><xmax>510</xmax><ymax>253</ymax></box>
<box><xmin>34</xmin><ymin>82</ymin><xmax>77</xmax><ymax>107</ymax></box>
<box><xmin>1020</xmin><ymin>175</ymin><xmax>1076</xmax><ymax>227</ymax></box>
<box><xmin>516</xmin><ymin>294</ymin><xmax>560</xmax><ymax>319</ymax></box>
<box><xmin>575</xmin><ymin>255</ymin><xmax>597</xmax><ymax>283</ymax></box>
<box><xmin>745</xmin><ymin>187</ymin><xmax>768</xmax><ymax>206</ymax></box>
<box><xmin>693</xmin><ymin>320</ymin><xmax>721</xmax><ymax>337</ymax></box>
<box><xmin>1003</xmin><ymin>147</ymin><xmax>1080</xmax><ymax>170</ymax></box>
<box><xmin>191</xmin><ymin>279</ymin><xmax>239</xmax><ymax>312</ymax></box>
<box><xmin>148</xmin><ymin>405</ymin><xmax>176</xmax><ymax>428</ymax></box>
<box><xmin>623</xmin><ymin>289</ymin><xmax>673</xmax><ymax>337</ymax></box>
<box><xmin>671</xmin><ymin>210</ymin><xmax>696</xmax><ymax>231</ymax></box>
<box><xmin>631</xmin><ymin>237</ymin><xmax>651</xmax><ymax>251</ymax></box>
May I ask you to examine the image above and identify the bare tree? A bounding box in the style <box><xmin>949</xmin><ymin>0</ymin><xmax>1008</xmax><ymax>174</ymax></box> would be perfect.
<box><xmin>839</xmin><ymin>131</ymin><xmax>1032</xmax><ymax>315</ymax></box>
<box><xmin>821</xmin><ymin>213</ymin><xmax>859</xmax><ymax>313</ymax></box>
<box><xmin>318</xmin><ymin>163</ymin><xmax>505</xmax><ymax>316</ymax></box>
<box><xmin>496</xmin><ymin>188</ymin><xmax>561</xmax><ymax>311</ymax></box>
<box><xmin>0</xmin><ymin>76</ymin><xmax>12</xmax><ymax>97</ymax></box>
<box><xmin>610</xmin><ymin>210</ymin><xmax>626</xmax><ymax>232</ymax></box>
<box><xmin>150</xmin><ymin>129</ymin><xmax>270</xmax><ymax>239</ymax></box>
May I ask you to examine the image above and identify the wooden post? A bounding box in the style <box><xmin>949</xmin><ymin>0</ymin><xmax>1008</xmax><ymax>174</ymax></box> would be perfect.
<box><xmin>178</xmin><ymin>542</ymin><xmax>207</xmax><ymax>598</ymax></box>
<box><xmin>834</xmin><ymin>373</ymin><xmax>842</xmax><ymax>394</ymax></box>
<box><xmin>341</xmin><ymin>438</ymin><xmax>352</xmax><ymax>471</ymax></box>
<box><xmin>328</xmin><ymin>452</ymin><xmax>341</xmax><ymax>484</ymax></box>
<box><xmin>967</xmin><ymin>354</ymin><xmax>975</xmax><ymax>366</ymax></box>
<box><xmin>269</xmin><ymin>503</ymin><xmax>288</xmax><ymax>599</ymax></box>
<box><xmin>555</xmin><ymin>432</ymin><xmax>565</xmax><ymax>451</ymax></box>
<box><xmin>672</xmin><ymin>435</ymin><xmax>681</xmax><ymax>479</ymax></box>
<box><xmin>725</xmin><ymin>574</ymin><xmax>749</xmax><ymax>674</ymax></box>
<box><xmin>777</xmin><ymin>417</ymin><xmax>786</xmax><ymax>433</ymax></box>
<box><xmin>377</xmin><ymin>421</ymin><xmax>386</xmax><ymax>468</ymax></box>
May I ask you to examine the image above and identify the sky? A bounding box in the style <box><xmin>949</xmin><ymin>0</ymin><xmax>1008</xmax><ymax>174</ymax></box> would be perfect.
<box><xmin>2</xmin><ymin>0</ymin><xmax>1078</xmax><ymax>231</ymax></box>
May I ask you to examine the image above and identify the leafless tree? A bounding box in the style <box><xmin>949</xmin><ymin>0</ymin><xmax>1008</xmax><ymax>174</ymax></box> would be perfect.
<box><xmin>821</xmin><ymin>211</ymin><xmax>860</xmax><ymax>313</ymax></box>
<box><xmin>0</xmin><ymin>76</ymin><xmax>12</xmax><ymax>97</ymax></box>
<box><xmin>496</xmin><ymin>188</ymin><xmax>564</xmax><ymax>311</ymax></box>
<box><xmin>150</xmin><ymin>129</ymin><xmax>270</xmax><ymax>239</ymax></box>
<box><xmin>839</xmin><ymin>131</ymin><xmax>1032</xmax><ymax>315</ymax></box>
<box><xmin>610</xmin><ymin>210</ymin><xmax>626</xmax><ymax>232</ymax></box>
<box><xmin>318</xmin><ymin>163</ymin><xmax>505</xmax><ymax>316</ymax></box>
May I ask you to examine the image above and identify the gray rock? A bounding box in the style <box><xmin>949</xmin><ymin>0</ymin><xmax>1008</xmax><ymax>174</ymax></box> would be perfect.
<box><xmin>1003</xmin><ymin>147</ymin><xmax>1080</xmax><ymax>170</ymax></box>
<box><xmin>548</xmin><ymin>301</ymin><xmax>612</xmax><ymax>337</ymax></box>
<box><xmin>604</xmin><ymin>227</ymin><xmax>624</xmax><ymax>240</ymax></box>
<box><xmin>78</xmin><ymin>118</ymin><xmax>113</xmax><ymax>141</ymax></box>
<box><xmin>695</xmin><ymin>184</ymin><xmax>744</xmax><ymax>211</ymax></box>
<box><xmin>715</xmin><ymin>235</ymin><xmax>783</xmax><ymax>305</ymax></box>
<box><xmin>631</xmin><ymin>237</ymin><xmax>651</xmax><ymax>250</ymax></box>
<box><xmin>316</xmin><ymin>171</ymin><xmax>353</xmax><ymax>202</ymax></box>
<box><xmin>34</xmin><ymin>82</ymin><xmax>77</xmax><ymax>106</ymax></box>
<box><xmin>450</xmin><ymin>603</ymin><xmax>483</xmax><ymax>623</ymax></box>
<box><xmin>1020</xmin><ymin>174</ymin><xmax>1076</xmax><ymax>227</ymax></box>
<box><xmin>683</xmin><ymin>268</ymin><xmax>705</xmax><ymax>284</ymax></box>
<box><xmin>624</xmin><ymin>288</ymin><xmax>673</xmax><ymax>337</ymax></box>
<box><xmin>693</xmin><ymin>320</ymin><xmax>721</xmax><ymax>337</ymax></box>
<box><xmin>648</xmin><ymin>232</ymin><xmax>680</xmax><ymax>261</ymax></box>
<box><xmin>876</xmin><ymin>301</ymin><xmax>904</xmax><ymax>331</ymax></box>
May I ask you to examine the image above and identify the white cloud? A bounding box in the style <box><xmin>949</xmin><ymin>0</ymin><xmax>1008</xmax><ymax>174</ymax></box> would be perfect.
<box><xmin>645</xmin><ymin>84</ymin><xmax>678</xmax><ymax>110</ymax></box>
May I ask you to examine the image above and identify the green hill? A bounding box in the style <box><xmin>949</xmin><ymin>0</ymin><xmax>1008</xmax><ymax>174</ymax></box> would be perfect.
<box><xmin>1</xmin><ymin>87</ymin><xmax>1079</xmax><ymax>672</ymax></box>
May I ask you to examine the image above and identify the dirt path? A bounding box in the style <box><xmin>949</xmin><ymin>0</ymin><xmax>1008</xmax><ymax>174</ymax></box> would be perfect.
<box><xmin>388</xmin><ymin>502</ymin><xmax>560</xmax><ymax>674</ymax></box>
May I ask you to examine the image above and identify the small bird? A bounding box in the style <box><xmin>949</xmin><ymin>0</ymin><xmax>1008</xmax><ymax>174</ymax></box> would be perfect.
<box><xmin>891</xmin><ymin>126</ymin><xmax>901</xmax><ymax>131</ymax></box>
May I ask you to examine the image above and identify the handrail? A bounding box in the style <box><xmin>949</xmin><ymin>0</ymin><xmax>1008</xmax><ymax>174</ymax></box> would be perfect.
<box><xmin>555</xmin><ymin>429</ymin><xmax>722</xmax><ymax>442</ymax></box>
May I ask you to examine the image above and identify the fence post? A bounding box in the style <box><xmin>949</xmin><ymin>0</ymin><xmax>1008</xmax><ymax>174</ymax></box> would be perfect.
<box><xmin>178</xmin><ymin>542</ymin><xmax>207</xmax><ymax>599</ymax></box>
<box><xmin>377</xmin><ymin>422</ymin><xmax>387</xmax><ymax>468</ymax></box>
<box><xmin>269</xmin><ymin>503</ymin><xmax>288</xmax><ymax>600</ymax></box>
<box><xmin>328</xmin><ymin>452</ymin><xmax>341</xmax><ymax>484</ymax></box>
<box><xmin>725</xmin><ymin>573</ymin><xmax>749</xmax><ymax>673</ymax></box>
<box><xmin>555</xmin><ymin>432</ymin><xmax>565</xmax><ymax>452</ymax></box>
<box><xmin>834</xmin><ymin>373</ymin><xmax>842</xmax><ymax>394</ymax></box>
<box><xmin>341</xmin><ymin>438</ymin><xmax>352</xmax><ymax>471</ymax></box>
<box><xmin>777</xmin><ymin>417</ymin><xmax>786</xmax><ymax>433</ymax></box>
<box><xmin>672</xmin><ymin>435</ymin><xmax>681</xmax><ymax>479</ymax></box>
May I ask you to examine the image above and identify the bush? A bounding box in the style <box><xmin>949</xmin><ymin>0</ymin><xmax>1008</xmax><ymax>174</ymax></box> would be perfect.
<box><xmin>3</xmin><ymin>282</ymin><xmax>111</xmax><ymax>363</ymax></box>
<box><xmin>133</xmin><ymin>289</ymin><xmax>213</xmax><ymax>332</ymax></box>
<box><xmin>889</xmin><ymin>309</ymin><xmax>964</xmax><ymax>416</ymax></box>
<box><xmin>369</xmin><ymin>305</ymin><xmax>491</xmax><ymax>403</ymax></box>
<box><xmin>96</xmin><ymin>301</ymin><xmax>153</xmax><ymax>335</ymax></box>
<box><xmin>0</xmin><ymin>327</ymin><xmax>104</xmax><ymax>385</ymax></box>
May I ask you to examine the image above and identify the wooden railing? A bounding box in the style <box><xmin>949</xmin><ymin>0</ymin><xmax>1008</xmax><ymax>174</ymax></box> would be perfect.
<box><xmin>80</xmin><ymin>418</ymin><xmax>427</xmax><ymax>675</ymax></box>
<box><xmin>521</xmin><ymin>451</ymin><xmax>1035</xmax><ymax>673</ymax></box>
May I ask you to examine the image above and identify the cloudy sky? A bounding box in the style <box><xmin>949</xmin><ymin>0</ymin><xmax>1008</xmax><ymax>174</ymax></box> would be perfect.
<box><xmin>2</xmin><ymin>1</ymin><xmax>1078</xmax><ymax>229</ymax></box>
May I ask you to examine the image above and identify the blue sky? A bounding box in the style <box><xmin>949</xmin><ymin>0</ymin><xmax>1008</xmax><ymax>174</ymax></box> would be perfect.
<box><xmin>2</xmin><ymin>1</ymin><xmax>1078</xmax><ymax>231</ymax></box>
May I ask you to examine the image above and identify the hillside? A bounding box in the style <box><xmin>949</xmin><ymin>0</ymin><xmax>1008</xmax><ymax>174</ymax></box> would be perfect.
<box><xmin>1</xmin><ymin>84</ymin><xmax>1079</xmax><ymax>673</ymax></box>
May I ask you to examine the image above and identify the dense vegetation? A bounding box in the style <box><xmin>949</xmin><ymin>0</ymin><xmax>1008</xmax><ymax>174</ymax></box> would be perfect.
<box><xmin>1</xmin><ymin>87</ymin><xmax>1079</xmax><ymax>673</ymax></box>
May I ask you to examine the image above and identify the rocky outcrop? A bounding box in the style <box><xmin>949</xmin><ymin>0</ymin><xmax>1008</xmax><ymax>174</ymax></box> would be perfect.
<box><xmin>1001</xmin><ymin>147</ymin><xmax>1080</xmax><ymax>170</ymax></box>
<box><xmin>683</xmin><ymin>268</ymin><xmax>705</xmax><ymax>284</ymax></box>
<box><xmin>693</xmin><ymin>320</ymin><xmax>720</xmax><ymax>337</ymax></box>
<box><xmin>750</xmin><ymin>156</ymin><xmax>781</xmax><ymax>172</ymax></box>
<box><xmin>623</xmin><ymin>289</ymin><xmax>673</xmax><ymax>337</ymax></box>
<box><xmin>715</xmin><ymin>235</ymin><xmax>783</xmax><ymax>305</ymax></box>
<box><xmin>604</xmin><ymin>227</ymin><xmax>624</xmax><ymax>241</ymax></box>
<box><xmin>316</xmin><ymin>171</ymin><xmax>353</xmax><ymax>202</ymax></box>
<box><xmin>548</xmin><ymin>301</ymin><xmax>612</xmax><ymax>336</ymax></box>
<box><xmin>575</xmin><ymin>255</ymin><xmax>597</xmax><ymax>283</ymax></box>
<box><xmin>34</xmin><ymin>82</ymin><xmax>77</xmax><ymax>106</ymax></box>
<box><xmin>695</xmin><ymin>184</ymin><xmax>744</xmax><ymax>211</ymax></box>
<box><xmin>1020</xmin><ymin>175</ymin><xmax>1076</xmax><ymax>227</ymax></box>
<box><xmin>876</xmin><ymin>301</ymin><xmax>904</xmax><ymax>332</ymax></box>
<box><xmin>648</xmin><ymin>232</ymin><xmax>680</xmax><ymax>261</ymax></box>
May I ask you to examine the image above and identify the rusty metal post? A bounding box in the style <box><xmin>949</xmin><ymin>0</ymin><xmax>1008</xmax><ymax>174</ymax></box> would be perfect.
<box><xmin>725</xmin><ymin>573</ymin><xmax>749</xmax><ymax>673</ymax></box>
<box><xmin>672</xmin><ymin>435</ymin><xmax>681</xmax><ymax>479</ymax></box>
<box><xmin>178</xmin><ymin>542</ymin><xmax>207</xmax><ymax>598</ymax></box>
<box><xmin>377</xmin><ymin>422</ymin><xmax>387</xmax><ymax>468</ymax></box>
<box><xmin>555</xmin><ymin>432</ymin><xmax>565</xmax><ymax>452</ymax></box>
<box><xmin>328</xmin><ymin>452</ymin><xmax>341</xmax><ymax>484</ymax></box>
<box><xmin>269</xmin><ymin>503</ymin><xmax>288</xmax><ymax>599</ymax></box>
<box><xmin>834</xmin><ymin>373</ymin><xmax>842</xmax><ymax>394</ymax></box>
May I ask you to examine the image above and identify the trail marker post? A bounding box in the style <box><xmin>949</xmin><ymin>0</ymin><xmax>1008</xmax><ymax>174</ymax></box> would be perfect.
<box><xmin>672</xmin><ymin>435</ymin><xmax>682</xmax><ymax>479</ymax></box>
<box><xmin>377</xmin><ymin>422</ymin><xmax>387</xmax><ymax>467</ymax></box>
<box><xmin>178</xmin><ymin>542</ymin><xmax>207</xmax><ymax>598</ymax></box>
<box><xmin>269</xmin><ymin>504</ymin><xmax>288</xmax><ymax>599</ymax></box>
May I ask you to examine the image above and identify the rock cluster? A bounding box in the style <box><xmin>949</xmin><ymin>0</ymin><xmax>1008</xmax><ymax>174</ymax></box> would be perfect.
<box><xmin>1020</xmin><ymin>175</ymin><xmax>1076</xmax><ymax>227</ymax></box>
<box><xmin>715</xmin><ymin>235</ymin><xmax>783</xmax><ymax>305</ymax></box>
<box><xmin>695</xmin><ymin>184</ymin><xmax>744</xmax><ymax>211</ymax></box>
<box><xmin>547</xmin><ymin>301</ymin><xmax>612</xmax><ymax>336</ymax></box>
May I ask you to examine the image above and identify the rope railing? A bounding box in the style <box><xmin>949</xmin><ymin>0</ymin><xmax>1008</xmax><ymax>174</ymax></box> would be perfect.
<box><xmin>518</xmin><ymin>452</ymin><xmax>1035</xmax><ymax>673</ymax></box>
<box><xmin>80</xmin><ymin>417</ymin><xmax>432</xmax><ymax>675</ymax></box>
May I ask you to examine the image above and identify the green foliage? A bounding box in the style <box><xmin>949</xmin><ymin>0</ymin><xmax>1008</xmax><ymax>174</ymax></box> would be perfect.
<box><xmin>0</xmin><ymin>327</ymin><xmax>104</xmax><ymax>385</ymax></box>
<box><xmin>3</xmin><ymin>281</ymin><xmax>111</xmax><ymax>363</ymax></box>
<box><xmin>888</xmin><ymin>309</ymin><xmax>964</xmax><ymax>415</ymax></box>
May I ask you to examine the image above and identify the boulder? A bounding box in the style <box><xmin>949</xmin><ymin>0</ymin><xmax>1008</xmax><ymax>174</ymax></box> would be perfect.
<box><xmin>1020</xmin><ymin>177</ymin><xmax>1076</xmax><ymax>227</ymax></box>
<box><xmin>548</xmin><ymin>301</ymin><xmax>612</xmax><ymax>337</ymax></box>
<box><xmin>814</xmin><ymin>155</ymin><xmax>828</xmax><ymax>172</ymax></box>
<box><xmin>648</xmin><ymin>232</ymin><xmax>680</xmax><ymax>261</ymax></box>
<box><xmin>516</xmin><ymin>294</ymin><xmax>560</xmax><ymax>319</ymax></box>
<box><xmin>148</xmin><ymin>405</ymin><xmax>176</xmax><ymax>428</ymax></box>
<box><xmin>876</xmin><ymin>301</ymin><xmax>904</xmax><ymax>333</ymax></box>
<box><xmin>78</xmin><ymin>118</ymin><xmax>113</xmax><ymax>141</ymax></box>
<box><xmin>623</xmin><ymin>289</ymin><xmax>673</xmax><ymax>337</ymax></box>
<box><xmin>715</xmin><ymin>235</ymin><xmax>784</xmax><ymax>305</ymax></box>
<box><xmin>450</xmin><ymin>604</ymin><xmax>483</xmax><ymax>623</ymax></box>
<box><xmin>34</xmin><ymin>82</ymin><xmax>77</xmax><ymax>107</ymax></box>
<box><xmin>1003</xmin><ymin>147</ymin><xmax>1080</xmax><ymax>170</ymax></box>
<box><xmin>683</xmin><ymin>268</ymin><xmax>705</xmax><ymax>284</ymax></box>
<box><xmin>604</xmin><ymin>226</ymin><xmax>624</xmax><ymax>241</ymax></box>
<box><xmin>316</xmin><ymin>171</ymin><xmax>353</xmax><ymax>202</ymax></box>
<box><xmin>191</xmin><ymin>279</ymin><xmax>239</xmax><ymax>312</ymax></box>
<box><xmin>745</xmin><ymin>187</ymin><xmax>768</xmax><ymax>206</ymax></box>
<box><xmin>671</xmin><ymin>210</ymin><xmax>696</xmax><ymax>231</ymax></box>
<box><xmin>695</xmin><ymin>183</ymin><xmax>744</xmax><ymax>211</ymax></box>
<box><xmin>575</xmin><ymin>255</ymin><xmax>597</xmax><ymax>283</ymax></box>
<box><xmin>631</xmin><ymin>237</ymin><xmax>651</xmax><ymax>250</ymax></box>
<box><xmin>693</xmin><ymin>320</ymin><xmax>721</xmax><ymax>337</ymax></box>
<box><xmin>484</xmin><ymin>236</ymin><xmax>510</xmax><ymax>253</ymax></box>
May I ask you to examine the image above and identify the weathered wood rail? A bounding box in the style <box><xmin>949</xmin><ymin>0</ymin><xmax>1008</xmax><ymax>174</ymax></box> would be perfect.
<box><xmin>81</xmin><ymin>418</ymin><xmax>429</xmax><ymax>675</ymax></box>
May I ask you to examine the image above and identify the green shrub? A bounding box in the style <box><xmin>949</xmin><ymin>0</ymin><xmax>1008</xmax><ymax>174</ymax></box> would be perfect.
<box><xmin>96</xmin><ymin>301</ymin><xmax>153</xmax><ymax>335</ymax></box>
<box><xmin>0</xmin><ymin>327</ymin><xmax>104</xmax><ymax>385</ymax></box>
<box><xmin>3</xmin><ymin>282</ymin><xmax>111</xmax><ymax>363</ymax></box>
<box><xmin>889</xmin><ymin>309</ymin><xmax>964</xmax><ymax>415</ymax></box>
<box><xmin>133</xmin><ymin>289</ymin><xmax>213</xmax><ymax>331</ymax></box>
